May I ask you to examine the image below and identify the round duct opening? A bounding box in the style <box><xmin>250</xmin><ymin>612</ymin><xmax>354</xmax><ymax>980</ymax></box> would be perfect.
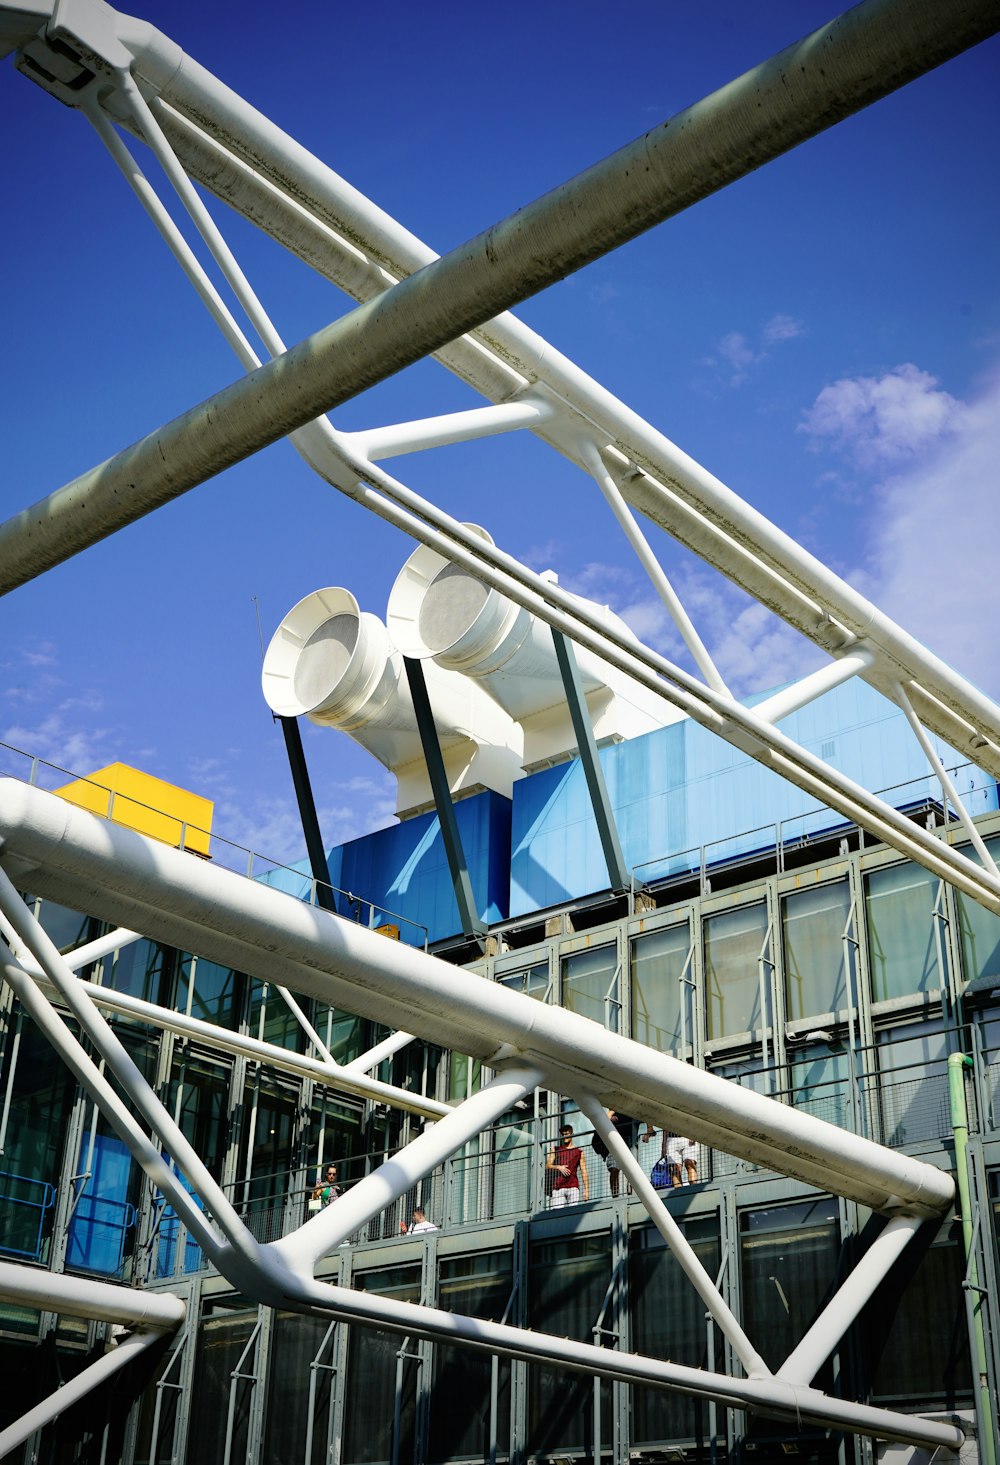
<box><xmin>418</xmin><ymin>562</ymin><xmax>490</xmax><ymax>654</ymax></box>
<box><xmin>294</xmin><ymin>613</ymin><xmax>358</xmax><ymax>708</ymax></box>
<box><xmin>262</xmin><ymin>587</ymin><xmax>377</xmax><ymax>718</ymax></box>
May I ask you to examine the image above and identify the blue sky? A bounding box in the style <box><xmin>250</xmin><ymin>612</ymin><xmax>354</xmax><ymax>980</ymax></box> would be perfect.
<box><xmin>1</xmin><ymin>1</ymin><xmax>998</xmax><ymax>868</ymax></box>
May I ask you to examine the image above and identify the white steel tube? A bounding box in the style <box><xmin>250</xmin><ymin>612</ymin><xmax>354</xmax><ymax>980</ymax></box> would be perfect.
<box><xmin>776</xmin><ymin>1214</ymin><xmax>925</xmax><ymax>1385</ymax></box>
<box><xmin>579</xmin><ymin>440</ymin><xmax>728</xmax><ymax>695</ymax></box>
<box><xmin>0</xmin><ymin>780</ymin><xmax>956</xmax><ymax>1218</ymax></box>
<box><xmin>275</xmin><ymin>1274</ymin><xmax>963</xmax><ymax>1452</ymax></box>
<box><xmin>579</xmin><ymin>1096</ymin><xmax>769</xmax><ymax>1379</ymax></box>
<box><xmin>892</xmin><ymin>681</ymin><xmax>1000</xmax><ymax>877</ymax></box>
<box><xmin>26</xmin><ymin>961</ymin><xmax>446</xmax><ymax>1118</ymax></box>
<box><xmin>0</xmin><ymin>1328</ymin><xmax>166</xmax><ymax>1460</ymax></box>
<box><xmin>0</xmin><ymin>871</ymin><xmax>262</xmax><ymax>1267</ymax></box>
<box><xmin>0</xmin><ymin>1260</ymin><xmax>185</xmax><ymax>1329</ymax></box>
<box><xmin>349</xmin><ymin>399</ymin><xmax>554</xmax><ymax>462</ymax></box>
<box><xmin>274</xmin><ymin>1063</ymin><xmax>541</xmax><ymax>1269</ymax></box>
<box><xmin>752</xmin><ymin>652</ymin><xmax>876</xmax><ymax>726</ymax></box>
<box><xmin>343</xmin><ymin>1029</ymin><xmax>416</xmax><ymax>1072</ymax></box>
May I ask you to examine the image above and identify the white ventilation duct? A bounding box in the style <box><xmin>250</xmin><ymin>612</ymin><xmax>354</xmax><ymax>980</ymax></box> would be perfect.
<box><xmin>387</xmin><ymin>529</ymin><xmax>683</xmax><ymax>770</ymax></box>
<box><xmin>262</xmin><ymin>587</ymin><xmax>523</xmax><ymax>817</ymax></box>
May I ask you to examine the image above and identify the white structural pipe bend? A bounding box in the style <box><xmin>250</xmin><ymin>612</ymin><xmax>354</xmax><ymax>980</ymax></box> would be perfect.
<box><xmin>2</xmin><ymin>0</ymin><xmax>999</xmax><ymax>788</ymax></box>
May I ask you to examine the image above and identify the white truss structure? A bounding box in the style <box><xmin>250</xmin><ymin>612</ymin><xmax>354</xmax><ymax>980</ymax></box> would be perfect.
<box><xmin>1</xmin><ymin>0</ymin><xmax>999</xmax><ymax>1453</ymax></box>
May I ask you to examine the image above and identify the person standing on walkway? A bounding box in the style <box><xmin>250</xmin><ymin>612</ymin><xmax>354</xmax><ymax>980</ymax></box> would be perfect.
<box><xmin>547</xmin><ymin>1124</ymin><xmax>589</xmax><ymax>1207</ymax></box>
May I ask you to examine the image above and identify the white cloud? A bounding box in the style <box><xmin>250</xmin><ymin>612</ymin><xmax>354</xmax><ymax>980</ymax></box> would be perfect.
<box><xmin>799</xmin><ymin>363</ymin><xmax>969</xmax><ymax>466</ymax></box>
<box><xmin>763</xmin><ymin>313</ymin><xmax>804</xmax><ymax>345</ymax></box>
<box><xmin>704</xmin><ymin>314</ymin><xmax>804</xmax><ymax>386</ymax></box>
<box><xmin>1</xmin><ymin>701</ymin><xmax>115</xmax><ymax>776</ymax></box>
<box><xmin>860</xmin><ymin>371</ymin><xmax>1000</xmax><ymax>697</ymax></box>
<box><xmin>718</xmin><ymin>331</ymin><xmax>758</xmax><ymax>373</ymax></box>
<box><xmin>564</xmin><ymin>558</ymin><xmax>822</xmax><ymax>702</ymax></box>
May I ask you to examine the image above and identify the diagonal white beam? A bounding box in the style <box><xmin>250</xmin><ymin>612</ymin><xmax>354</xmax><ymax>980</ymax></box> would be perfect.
<box><xmin>776</xmin><ymin>1214</ymin><xmax>925</xmax><ymax>1385</ymax></box>
<box><xmin>0</xmin><ymin>1327</ymin><xmax>167</xmax><ymax>1460</ymax></box>
<box><xmin>578</xmin><ymin>440</ymin><xmax>728</xmax><ymax>695</ymax></box>
<box><xmin>273</xmin><ymin>1064</ymin><xmax>542</xmax><ymax>1270</ymax></box>
<box><xmin>579</xmin><ymin>1094</ymin><xmax>768</xmax><ymax>1379</ymax></box>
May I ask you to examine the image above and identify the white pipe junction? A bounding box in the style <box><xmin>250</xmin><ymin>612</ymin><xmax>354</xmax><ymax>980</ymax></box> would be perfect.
<box><xmin>0</xmin><ymin>794</ymin><xmax>966</xmax><ymax>1451</ymax></box>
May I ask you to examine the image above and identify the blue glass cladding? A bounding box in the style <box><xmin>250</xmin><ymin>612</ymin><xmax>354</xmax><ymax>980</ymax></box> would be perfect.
<box><xmin>508</xmin><ymin>679</ymin><xmax>998</xmax><ymax>915</ymax></box>
<box><xmin>258</xmin><ymin>789</ymin><xmax>512</xmax><ymax>944</ymax></box>
<box><xmin>261</xmin><ymin>681</ymin><xmax>997</xmax><ymax>936</ymax></box>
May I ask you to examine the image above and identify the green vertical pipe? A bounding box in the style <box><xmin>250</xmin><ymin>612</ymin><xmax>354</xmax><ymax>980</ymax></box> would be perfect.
<box><xmin>949</xmin><ymin>1050</ymin><xmax>996</xmax><ymax>1465</ymax></box>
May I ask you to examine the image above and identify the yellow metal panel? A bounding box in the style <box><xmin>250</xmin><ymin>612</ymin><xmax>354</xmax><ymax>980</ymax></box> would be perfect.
<box><xmin>53</xmin><ymin>763</ymin><xmax>214</xmax><ymax>857</ymax></box>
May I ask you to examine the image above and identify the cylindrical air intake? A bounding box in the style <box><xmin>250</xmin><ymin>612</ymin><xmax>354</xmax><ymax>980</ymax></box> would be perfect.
<box><xmin>262</xmin><ymin>587</ymin><xmax>523</xmax><ymax>814</ymax></box>
<box><xmin>387</xmin><ymin>530</ymin><xmax>680</xmax><ymax>768</ymax></box>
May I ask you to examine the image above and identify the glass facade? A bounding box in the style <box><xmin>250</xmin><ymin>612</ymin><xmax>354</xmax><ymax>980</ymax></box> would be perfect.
<box><xmin>630</xmin><ymin>923</ymin><xmax>690</xmax><ymax>1053</ymax></box>
<box><xmin>6</xmin><ymin>814</ymin><xmax>1000</xmax><ymax>1465</ymax></box>
<box><xmin>528</xmin><ymin>1233</ymin><xmax>612</xmax><ymax>1456</ymax></box>
<box><xmin>865</xmin><ymin>861</ymin><xmax>943</xmax><ymax>1003</ymax></box>
<box><xmin>342</xmin><ymin>1265</ymin><xmax>422</xmax><ymax>1465</ymax></box>
<box><xmin>782</xmin><ymin>879</ymin><xmax>852</xmax><ymax>1022</ymax></box>
<box><xmin>561</xmin><ymin>945</ymin><xmax>620</xmax><ymax>1030</ymax></box>
<box><xmin>704</xmin><ymin>902</ymin><xmax>769</xmax><ymax>1040</ymax></box>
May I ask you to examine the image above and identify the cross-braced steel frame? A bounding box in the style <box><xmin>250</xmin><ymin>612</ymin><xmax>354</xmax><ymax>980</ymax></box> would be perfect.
<box><xmin>1</xmin><ymin>0</ymin><xmax>999</xmax><ymax>1454</ymax></box>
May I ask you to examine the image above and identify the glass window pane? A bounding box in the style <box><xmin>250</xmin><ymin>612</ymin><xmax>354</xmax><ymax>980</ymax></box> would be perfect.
<box><xmin>343</xmin><ymin>1266</ymin><xmax>422</xmax><ymax>1465</ymax></box>
<box><xmin>101</xmin><ymin>939</ymin><xmax>176</xmax><ymax>1009</ymax></box>
<box><xmin>704</xmin><ymin>904</ymin><xmax>769</xmax><ymax>1040</ymax></box>
<box><xmin>500</xmin><ymin>961</ymin><xmax>549</xmax><ymax>1000</ymax></box>
<box><xmin>955</xmin><ymin>836</ymin><xmax>1000</xmax><ymax>989</ymax></box>
<box><xmin>630</xmin><ymin>1216</ymin><xmax>721</xmax><ymax>1448</ymax></box>
<box><xmin>740</xmin><ymin>1197</ymin><xmax>840</xmax><ymax>1445</ymax></box>
<box><xmin>263</xmin><ymin>1311</ymin><xmax>337</xmax><ymax>1465</ymax></box>
<box><xmin>528</xmin><ymin>1234</ymin><xmax>611</xmax><ymax>1455</ymax></box>
<box><xmin>876</xmin><ymin>1023</ymin><xmax>949</xmax><ymax>1147</ymax></box>
<box><xmin>561</xmin><ymin>945</ymin><xmax>619</xmax><ymax>1031</ymax></box>
<box><xmin>862</xmin><ymin>1221</ymin><xmax>971</xmax><ymax>1408</ymax></box>
<box><xmin>429</xmin><ymin>1252</ymin><xmax>513</xmax><ymax>1462</ymax></box>
<box><xmin>35</xmin><ymin>899</ymin><xmax>100</xmax><ymax>954</ymax></box>
<box><xmin>248</xmin><ymin>980</ymin><xmax>306</xmax><ymax>1051</ymax></box>
<box><xmin>0</xmin><ymin>1014</ymin><xmax>75</xmax><ymax>1262</ymax></box>
<box><xmin>187</xmin><ymin>1308</ymin><xmax>258</xmax><ymax>1464</ymax></box>
<box><xmin>865</xmin><ymin>862</ymin><xmax>942</xmax><ymax>1003</ymax></box>
<box><xmin>631</xmin><ymin>924</ymin><xmax>690</xmax><ymax>1054</ymax></box>
<box><xmin>177</xmin><ymin>956</ymin><xmax>240</xmax><ymax>1029</ymax></box>
<box><xmin>782</xmin><ymin>881</ymin><xmax>851</xmax><ymax>1022</ymax></box>
<box><xmin>790</xmin><ymin>1043</ymin><xmax>854</xmax><ymax>1131</ymax></box>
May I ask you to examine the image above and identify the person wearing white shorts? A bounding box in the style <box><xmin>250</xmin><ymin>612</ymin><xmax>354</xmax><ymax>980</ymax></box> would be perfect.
<box><xmin>666</xmin><ymin>1135</ymin><xmax>698</xmax><ymax>1186</ymax></box>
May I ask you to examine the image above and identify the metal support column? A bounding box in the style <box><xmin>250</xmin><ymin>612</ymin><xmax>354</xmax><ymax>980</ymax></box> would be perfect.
<box><xmin>278</xmin><ymin>715</ymin><xmax>337</xmax><ymax>913</ymax></box>
<box><xmin>402</xmin><ymin>656</ymin><xmax>486</xmax><ymax>941</ymax></box>
<box><xmin>551</xmin><ymin>630</ymin><xmax>630</xmax><ymax>895</ymax></box>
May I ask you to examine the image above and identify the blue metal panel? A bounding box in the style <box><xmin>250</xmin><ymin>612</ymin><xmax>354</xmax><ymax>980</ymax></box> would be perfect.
<box><xmin>509</xmin><ymin>680</ymin><xmax>999</xmax><ymax>915</ymax></box>
<box><xmin>65</xmin><ymin>1133</ymin><xmax>136</xmax><ymax>1276</ymax></box>
<box><xmin>258</xmin><ymin>790</ymin><xmax>511</xmax><ymax>945</ymax></box>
